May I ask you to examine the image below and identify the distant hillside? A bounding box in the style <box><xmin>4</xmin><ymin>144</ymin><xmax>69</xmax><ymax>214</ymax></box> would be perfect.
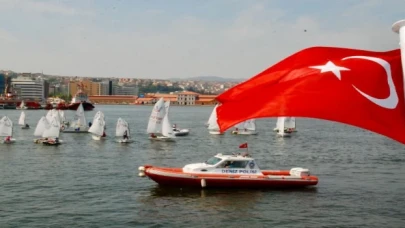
<box><xmin>168</xmin><ymin>76</ymin><xmax>245</xmax><ymax>82</ymax></box>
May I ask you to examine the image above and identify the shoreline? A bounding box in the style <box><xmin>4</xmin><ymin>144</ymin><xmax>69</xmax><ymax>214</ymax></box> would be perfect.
<box><xmin>0</xmin><ymin>103</ymin><xmax>217</xmax><ymax>110</ymax></box>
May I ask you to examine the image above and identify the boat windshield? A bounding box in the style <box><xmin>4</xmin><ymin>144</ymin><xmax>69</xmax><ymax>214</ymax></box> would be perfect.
<box><xmin>205</xmin><ymin>156</ymin><xmax>222</xmax><ymax>165</ymax></box>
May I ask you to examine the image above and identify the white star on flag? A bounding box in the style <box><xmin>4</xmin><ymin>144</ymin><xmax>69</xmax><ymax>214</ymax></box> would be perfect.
<box><xmin>309</xmin><ymin>61</ymin><xmax>350</xmax><ymax>80</ymax></box>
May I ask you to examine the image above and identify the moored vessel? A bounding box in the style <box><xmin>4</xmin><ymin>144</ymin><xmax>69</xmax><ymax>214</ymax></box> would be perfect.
<box><xmin>67</xmin><ymin>83</ymin><xmax>94</xmax><ymax>111</ymax></box>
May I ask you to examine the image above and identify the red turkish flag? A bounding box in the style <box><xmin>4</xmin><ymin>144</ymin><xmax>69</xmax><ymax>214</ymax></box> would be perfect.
<box><xmin>216</xmin><ymin>47</ymin><xmax>405</xmax><ymax>144</ymax></box>
<box><xmin>239</xmin><ymin>142</ymin><xmax>248</xmax><ymax>148</ymax></box>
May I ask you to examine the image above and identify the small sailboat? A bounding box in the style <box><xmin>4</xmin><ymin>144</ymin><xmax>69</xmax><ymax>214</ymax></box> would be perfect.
<box><xmin>285</xmin><ymin>117</ymin><xmax>297</xmax><ymax>132</ymax></box>
<box><xmin>172</xmin><ymin>124</ymin><xmax>190</xmax><ymax>136</ymax></box>
<box><xmin>116</xmin><ymin>118</ymin><xmax>132</xmax><ymax>143</ymax></box>
<box><xmin>63</xmin><ymin>103</ymin><xmax>89</xmax><ymax>133</ymax></box>
<box><xmin>42</xmin><ymin>116</ymin><xmax>62</xmax><ymax>146</ymax></box>
<box><xmin>59</xmin><ymin>110</ymin><xmax>69</xmax><ymax>130</ymax></box>
<box><xmin>273</xmin><ymin>117</ymin><xmax>297</xmax><ymax>133</ymax></box>
<box><xmin>33</xmin><ymin>116</ymin><xmax>50</xmax><ymax>144</ymax></box>
<box><xmin>231</xmin><ymin>119</ymin><xmax>258</xmax><ymax>135</ymax></box>
<box><xmin>16</xmin><ymin>100</ymin><xmax>28</xmax><ymax>110</ymax></box>
<box><xmin>147</xmin><ymin>99</ymin><xmax>176</xmax><ymax>141</ymax></box>
<box><xmin>207</xmin><ymin>104</ymin><xmax>224</xmax><ymax>135</ymax></box>
<box><xmin>46</xmin><ymin>109</ymin><xmax>66</xmax><ymax>132</ymax></box>
<box><xmin>88</xmin><ymin>114</ymin><xmax>106</xmax><ymax>140</ymax></box>
<box><xmin>0</xmin><ymin>116</ymin><xmax>16</xmax><ymax>144</ymax></box>
<box><xmin>19</xmin><ymin>111</ymin><xmax>30</xmax><ymax>129</ymax></box>
<box><xmin>276</xmin><ymin>117</ymin><xmax>292</xmax><ymax>137</ymax></box>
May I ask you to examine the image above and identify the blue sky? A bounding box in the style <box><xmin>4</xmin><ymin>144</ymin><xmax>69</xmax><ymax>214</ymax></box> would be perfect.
<box><xmin>0</xmin><ymin>0</ymin><xmax>404</xmax><ymax>79</ymax></box>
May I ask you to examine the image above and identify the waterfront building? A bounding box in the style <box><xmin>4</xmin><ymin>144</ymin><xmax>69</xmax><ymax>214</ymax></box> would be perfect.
<box><xmin>11</xmin><ymin>75</ymin><xmax>49</xmax><ymax>101</ymax></box>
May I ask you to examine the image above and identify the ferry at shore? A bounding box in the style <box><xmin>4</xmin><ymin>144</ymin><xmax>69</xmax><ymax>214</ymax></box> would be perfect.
<box><xmin>139</xmin><ymin>151</ymin><xmax>318</xmax><ymax>189</ymax></box>
<box><xmin>0</xmin><ymin>91</ymin><xmax>42</xmax><ymax>110</ymax></box>
<box><xmin>66</xmin><ymin>89</ymin><xmax>94</xmax><ymax>111</ymax></box>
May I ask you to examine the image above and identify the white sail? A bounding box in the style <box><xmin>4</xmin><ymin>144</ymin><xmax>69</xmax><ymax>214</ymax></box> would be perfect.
<box><xmin>207</xmin><ymin>104</ymin><xmax>220</xmax><ymax>130</ymax></box>
<box><xmin>72</xmin><ymin>103</ymin><xmax>87</xmax><ymax>128</ymax></box>
<box><xmin>146</xmin><ymin>98</ymin><xmax>165</xmax><ymax>134</ymax></box>
<box><xmin>46</xmin><ymin>110</ymin><xmax>53</xmax><ymax>122</ymax></box>
<box><xmin>0</xmin><ymin>116</ymin><xmax>13</xmax><ymax>136</ymax></box>
<box><xmin>19</xmin><ymin>111</ymin><xmax>26</xmax><ymax>125</ymax></box>
<box><xmin>34</xmin><ymin>117</ymin><xmax>50</xmax><ymax>137</ymax></box>
<box><xmin>59</xmin><ymin>110</ymin><xmax>66</xmax><ymax>122</ymax></box>
<box><xmin>161</xmin><ymin>101</ymin><xmax>175</xmax><ymax>138</ymax></box>
<box><xmin>93</xmin><ymin>111</ymin><xmax>105</xmax><ymax>123</ymax></box>
<box><xmin>20</xmin><ymin>101</ymin><xmax>25</xmax><ymax>108</ymax></box>
<box><xmin>88</xmin><ymin>116</ymin><xmax>105</xmax><ymax>136</ymax></box>
<box><xmin>277</xmin><ymin>117</ymin><xmax>286</xmax><ymax>136</ymax></box>
<box><xmin>276</xmin><ymin>117</ymin><xmax>283</xmax><ymax>129</ymax></box>
<box><xmin>116</xmin><ymin>118</ymin><xmax>129</xmax><ymax>137</ymax></box>
<box><xmin>48</xmin><ymin>109</ymin><xmax>61</xmax><ymax>124</ymax></box>
<box><xmin>244</xmin><ymin>119</ymin><xmax>256</xmax><ymax>131</ymax></box>
<box><xmin>232</xmin><ymin>120</ymin><xmax>245</xmax><ymax>129</ymax></box>
<box><xmin>42</xmin><ymin>116</ymin><xmax>61</xmax><ymax>138</ymax></box>
<box><xmin>285</xmin><ymin>117</ymin><xmax>296</xmax><ymax>129</ymax></box>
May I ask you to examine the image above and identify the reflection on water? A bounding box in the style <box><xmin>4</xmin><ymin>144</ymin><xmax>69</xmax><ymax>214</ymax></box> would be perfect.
<box><xmin>147</xmin><ymin>140</ymin><xmax>176</xmax><ymax>151</ymax></box>
<box><xmin>148</xmin><ymin>185</ymin><xmax>318</xmax><ymax>198</ymax></box>
<box><xmin>134</xmin><ymin>186</ymin><xmax>320</xmax><ymax>227</ymax></box>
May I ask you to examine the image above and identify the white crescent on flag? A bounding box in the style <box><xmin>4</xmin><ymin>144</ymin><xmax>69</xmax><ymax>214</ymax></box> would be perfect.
<box><xmin>309</xmin><ymin>56</ymin><xmax>399</xmax><ymax>109</ymax></box>
<box><xmin>342</xmin><ymin>56</ymin><xmax>398</xmax><ymax>109</ymax></box>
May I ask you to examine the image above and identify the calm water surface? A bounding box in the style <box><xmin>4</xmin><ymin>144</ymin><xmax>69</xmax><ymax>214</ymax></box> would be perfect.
<box><xmin>1</xmin><ymin>105</ymin><xmax>404</xmax><ymax>227</ymax></box>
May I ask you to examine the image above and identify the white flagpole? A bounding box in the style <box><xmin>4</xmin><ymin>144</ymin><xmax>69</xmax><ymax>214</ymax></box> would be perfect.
<box><xmin>392</xmin><ymin>20</ymin><xmax>405</xmax><ymax>99</ymax></box>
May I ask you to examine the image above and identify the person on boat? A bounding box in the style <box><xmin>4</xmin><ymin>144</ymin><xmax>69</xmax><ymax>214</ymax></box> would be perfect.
<box><xmin>172</xmin><ymin>124</ymin><xmax>178</xmax><ymax>131</ymax></box>
<box><xmin>4</xmin><ymin>136</ymin><xmax>11</xmax><ymax>142</ymax></box>
<box><xmin>224</xmin><ymin>161</ymin><xmax>235</xmax><ymax>168</ymax></box>
<box><xmin>150</xmin><ymin>133</ymin><xmax>157</xmax><ymax>138</ymax></box>
<box><xmin>55</xmin><ymin>137</ymin><xmax>59</xmax><ymax>144</ymax></box>
<box><xmin>25</xmin><ymin>123</ymin><xmax>29</xmax><ymax>128</ymax></box>
<box><xmin>123</xmin><ymin>130</ymin><xmax>128</xmax><ymax>140</ymax></box>
<box><xmin>88</xmin><ymin>122</ymin><xmax>92</xmax><ymax>127</ymax></box>
<box><xmin>235</xmin><ymin>127</ymin><xmax>239</xmax><ymax>132</ymax></box>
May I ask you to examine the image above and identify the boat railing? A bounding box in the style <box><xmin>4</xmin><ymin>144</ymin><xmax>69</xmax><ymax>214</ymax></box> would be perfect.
<box><xmin>232</xmin><ymin>152</ymin><xmax>251</xmax><ymax>157</ymax></box>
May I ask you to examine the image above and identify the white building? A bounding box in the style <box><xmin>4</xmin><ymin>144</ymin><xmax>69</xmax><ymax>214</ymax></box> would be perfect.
<box><xmin>177</xmin><ymin>91</ymin><xmax>199</xmax><ymax>105</ymax></box>
<box><xmin>11</xmin><ymin>76</ymin><xmax>48</xmax><ymax>101</ymax></box>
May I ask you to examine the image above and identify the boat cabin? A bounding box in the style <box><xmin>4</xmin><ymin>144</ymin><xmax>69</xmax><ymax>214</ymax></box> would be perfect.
<box><xmin>182</xmin><ymin>153</ymin><xmax>263</xmax><ymax>175</ymax></box>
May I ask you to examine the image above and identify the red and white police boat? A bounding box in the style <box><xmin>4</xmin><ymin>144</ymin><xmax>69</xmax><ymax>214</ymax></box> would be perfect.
<box><xmin>138</xmin><ymin>146</ymin><xmax>318</xmax><ymax>189</ymax></box>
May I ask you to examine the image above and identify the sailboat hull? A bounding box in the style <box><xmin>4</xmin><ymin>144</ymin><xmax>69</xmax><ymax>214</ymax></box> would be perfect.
<box><xmin>1</xmin><ymin>138</ymin><xmax>16</xmax><ymax>144</ymax></box>
<box><xmin>34</xmin><ymin>138</ymin><xmax>64</xmax><ymax>144</ymax></box>
<box><xmin>21</xmin><ymin>126</ymin><xmax>30</xmax><ymax>129</ymax></box>
<box><xmin>92</xmin><ymin>134</ymin><xmax>103</xmax><ymax>141</ymax></box>
<box><xmin>63</xmin><ymin>128</ymin><xmax>89</xmax><ymax>133</ymax></box>
<box><xmin>274</xmin><ymin>128</ymin><xmax>297</xmax><ymax>133</ymax></box>
<box><xmin>231</xmin><ymin>130</ymin><xmax>257</xmax><ymax>135</ymax></box>
<box><xmin>34</xmin><ymin>138</ymin><xmax>47</xmax><ymax>144</ymax></box>
<box><xmin>117</xmin><ymin>138</ymin><xmax>133</xmax><ymax>143</ymax></box>
<box><xmin>173</xmin><ymin>129</ymin><xmax>189</xmax><ymax>136</ymax></box>
<box><xmin>209</xmin><ymin>131</ymin><xmax>224</xmax><ymax>135</ymax></box>
<box><xmin>42</xmin><ymin>141</ymin><xmax>61</xmax><ymax>146</ymax></box>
